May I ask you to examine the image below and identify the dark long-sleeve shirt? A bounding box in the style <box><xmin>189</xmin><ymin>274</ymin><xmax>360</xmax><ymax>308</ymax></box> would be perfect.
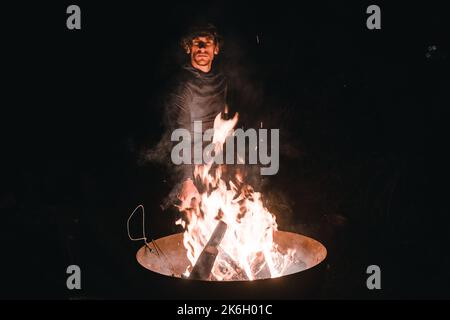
<box><xmin>164</xmin><ymin>64</ymin><xmax>228</xmax><ymax>179</ymax></box>
<box><xmin>165</xmin><ymin>64</ymin><xmax>227</xmax><ymax>133</ymax></box>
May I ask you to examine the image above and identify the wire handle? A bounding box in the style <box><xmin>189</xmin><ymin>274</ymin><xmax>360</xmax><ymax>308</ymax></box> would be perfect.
<box><xmin>127</xmin><ymin>204</ymin><xmax>147</xmax><ymax>242</ymax></box>
<box><xmin>127</xmin><ymin>204</ymin><xmax>176</xmax><ymax>276</ymax></box>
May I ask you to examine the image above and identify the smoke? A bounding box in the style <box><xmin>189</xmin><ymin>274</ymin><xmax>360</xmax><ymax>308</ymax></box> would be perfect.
<box><xmin>139</xmin><ymin>131</ymin><xmax>189</xmax><ymax>210</ymax></box>
<box><xmin>140</xmin><ymin>132</ymin><xmax>172</xmax><ymax>165</ymax></box>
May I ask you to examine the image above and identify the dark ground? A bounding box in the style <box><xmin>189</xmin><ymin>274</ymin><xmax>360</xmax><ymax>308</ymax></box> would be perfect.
<box><xmin>1</xmin><ymin>1</ymin><xmax>448</xmax><ymax>299</ymax></box>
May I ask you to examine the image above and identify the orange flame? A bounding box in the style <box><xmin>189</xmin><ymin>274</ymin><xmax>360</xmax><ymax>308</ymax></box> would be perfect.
<box><xmin>176</xmin><ymin>112</ymin><xmax>295</xmax><ymax>280</ymax></box>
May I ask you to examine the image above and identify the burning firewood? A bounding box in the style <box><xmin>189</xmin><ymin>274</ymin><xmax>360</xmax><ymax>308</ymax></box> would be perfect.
<box><xmin>251</xmin><ymin>251</ymin><xmax>272</xmax><ymax>280</ymax></box>
<box><xmin>189</xmin><ymin>220</ymin><xmax>228</xmax><ymax>280</ymax></box>
<box><xmin>217</xmin><ymin>249</ymin><xmax>249</xmax><ymax>281</ymax></box>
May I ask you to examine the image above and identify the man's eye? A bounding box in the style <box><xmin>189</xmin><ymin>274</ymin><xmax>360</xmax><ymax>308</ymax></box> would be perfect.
<box><xmin>192</xmin><ymin>41</ymin><xmax>213</xmax><ymax>47</ymax></box>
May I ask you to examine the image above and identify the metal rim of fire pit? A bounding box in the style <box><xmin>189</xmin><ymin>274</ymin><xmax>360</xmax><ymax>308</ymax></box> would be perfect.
<box><xmin>136</xmin><ymin>231</ymin><xmax>327</xmax><ymax>282</ymax></box>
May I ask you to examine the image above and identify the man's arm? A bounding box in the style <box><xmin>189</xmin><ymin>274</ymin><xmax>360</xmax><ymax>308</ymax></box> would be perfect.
<box><xmin>164</xmin><ymin>82</ymin><xmax>192</xmax><ymax>133</ymax></box>
<box><xmin>163</xmin><ymin>82</ymin><xmax>200</xmax><ymax>210</ymax></box>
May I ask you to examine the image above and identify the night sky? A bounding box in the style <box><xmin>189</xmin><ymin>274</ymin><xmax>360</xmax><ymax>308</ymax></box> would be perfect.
<box><xmin>1</xmin><ymin>1</ymin><xmax>448</xmax><ymax>299</ymax></box>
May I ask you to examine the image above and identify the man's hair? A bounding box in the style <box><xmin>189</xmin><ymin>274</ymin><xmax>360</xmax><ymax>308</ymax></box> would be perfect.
<box><xmin>180</xmin><ymin>23</ymin><xmax>223</xmax><ymax>52</ymax></box>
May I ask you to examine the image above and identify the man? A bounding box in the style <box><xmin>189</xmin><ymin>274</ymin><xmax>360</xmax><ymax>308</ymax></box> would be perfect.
<box><xmin>164</xmin><ymin>24</ymin><xmax>228</xmax><ymax>211</ymax></box>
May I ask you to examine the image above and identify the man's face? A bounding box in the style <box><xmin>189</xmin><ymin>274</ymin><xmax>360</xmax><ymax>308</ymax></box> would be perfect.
<box><xmin>188</xmin><ymin>36</ymin><xmax>219</xmax><ymax>71</ymax></box>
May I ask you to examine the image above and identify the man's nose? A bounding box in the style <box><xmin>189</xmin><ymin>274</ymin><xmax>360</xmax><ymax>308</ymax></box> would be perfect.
<box><xmin>198</xmin><ymin>41</ymin><xmax>206</xmax><ymax>49</ymax></box>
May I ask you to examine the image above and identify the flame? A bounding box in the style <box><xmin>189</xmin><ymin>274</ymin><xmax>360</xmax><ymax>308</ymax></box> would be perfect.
<box><xmin>176</xmin><ymin>112</ymin><xmax>295</xmax><ymax>280</ymax></box>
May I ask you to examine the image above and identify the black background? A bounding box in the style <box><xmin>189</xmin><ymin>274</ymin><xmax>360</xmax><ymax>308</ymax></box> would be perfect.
<box><xmin>1</xmin><ymin>1</ymin><xmax>448</xmax><ymax>299</ymax></box>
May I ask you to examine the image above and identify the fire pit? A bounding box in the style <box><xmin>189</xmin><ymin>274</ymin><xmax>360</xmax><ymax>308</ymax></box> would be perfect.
<box><xmin>134</xmin><ymin>230</ymin><xmax>327</xmax><ymax>299</ymax></box>
<box><xmin>131</xmin><ymin>112</ymin><xmax>328</xmax><ymax>298</ymax></box>
<box><xmin>137</xmin><ymin>231</ymin><xmax>326</xmax><ymax>280</ymax></box>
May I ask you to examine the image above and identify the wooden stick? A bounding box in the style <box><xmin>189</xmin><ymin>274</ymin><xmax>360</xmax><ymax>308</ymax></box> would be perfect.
<box><xmin>189</xmin><ymin>220</ymin><xmax>228</xmax><ymax>280</ymax></box>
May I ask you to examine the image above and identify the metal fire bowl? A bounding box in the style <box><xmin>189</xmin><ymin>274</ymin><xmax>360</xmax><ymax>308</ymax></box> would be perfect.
<box><xmin>135</xmin><ymin>231</ymin><xmax>327</xmax><ymax>299</ymax></box>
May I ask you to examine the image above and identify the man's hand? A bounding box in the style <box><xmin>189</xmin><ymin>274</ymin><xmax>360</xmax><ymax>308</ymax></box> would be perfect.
<box><xmin>178</xmin><ymin>178</ymin><xmax>200</xmax><ymax>211</ymax></box>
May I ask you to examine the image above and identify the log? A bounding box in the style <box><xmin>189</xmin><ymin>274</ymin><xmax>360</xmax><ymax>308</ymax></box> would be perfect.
<box><xmin>189</xmin><ymin>220</ymin><xmax>228</xmax><ymax>280</ymax></box>
<box><xmin>251</xmin><ymin>252</ymin><xmax>272</xmax><ymax>280</ymax></box>
<box><xmin>218</xmin><ymin>249</ymin><xmax>249</xmax><ymax>280</ymax></box>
